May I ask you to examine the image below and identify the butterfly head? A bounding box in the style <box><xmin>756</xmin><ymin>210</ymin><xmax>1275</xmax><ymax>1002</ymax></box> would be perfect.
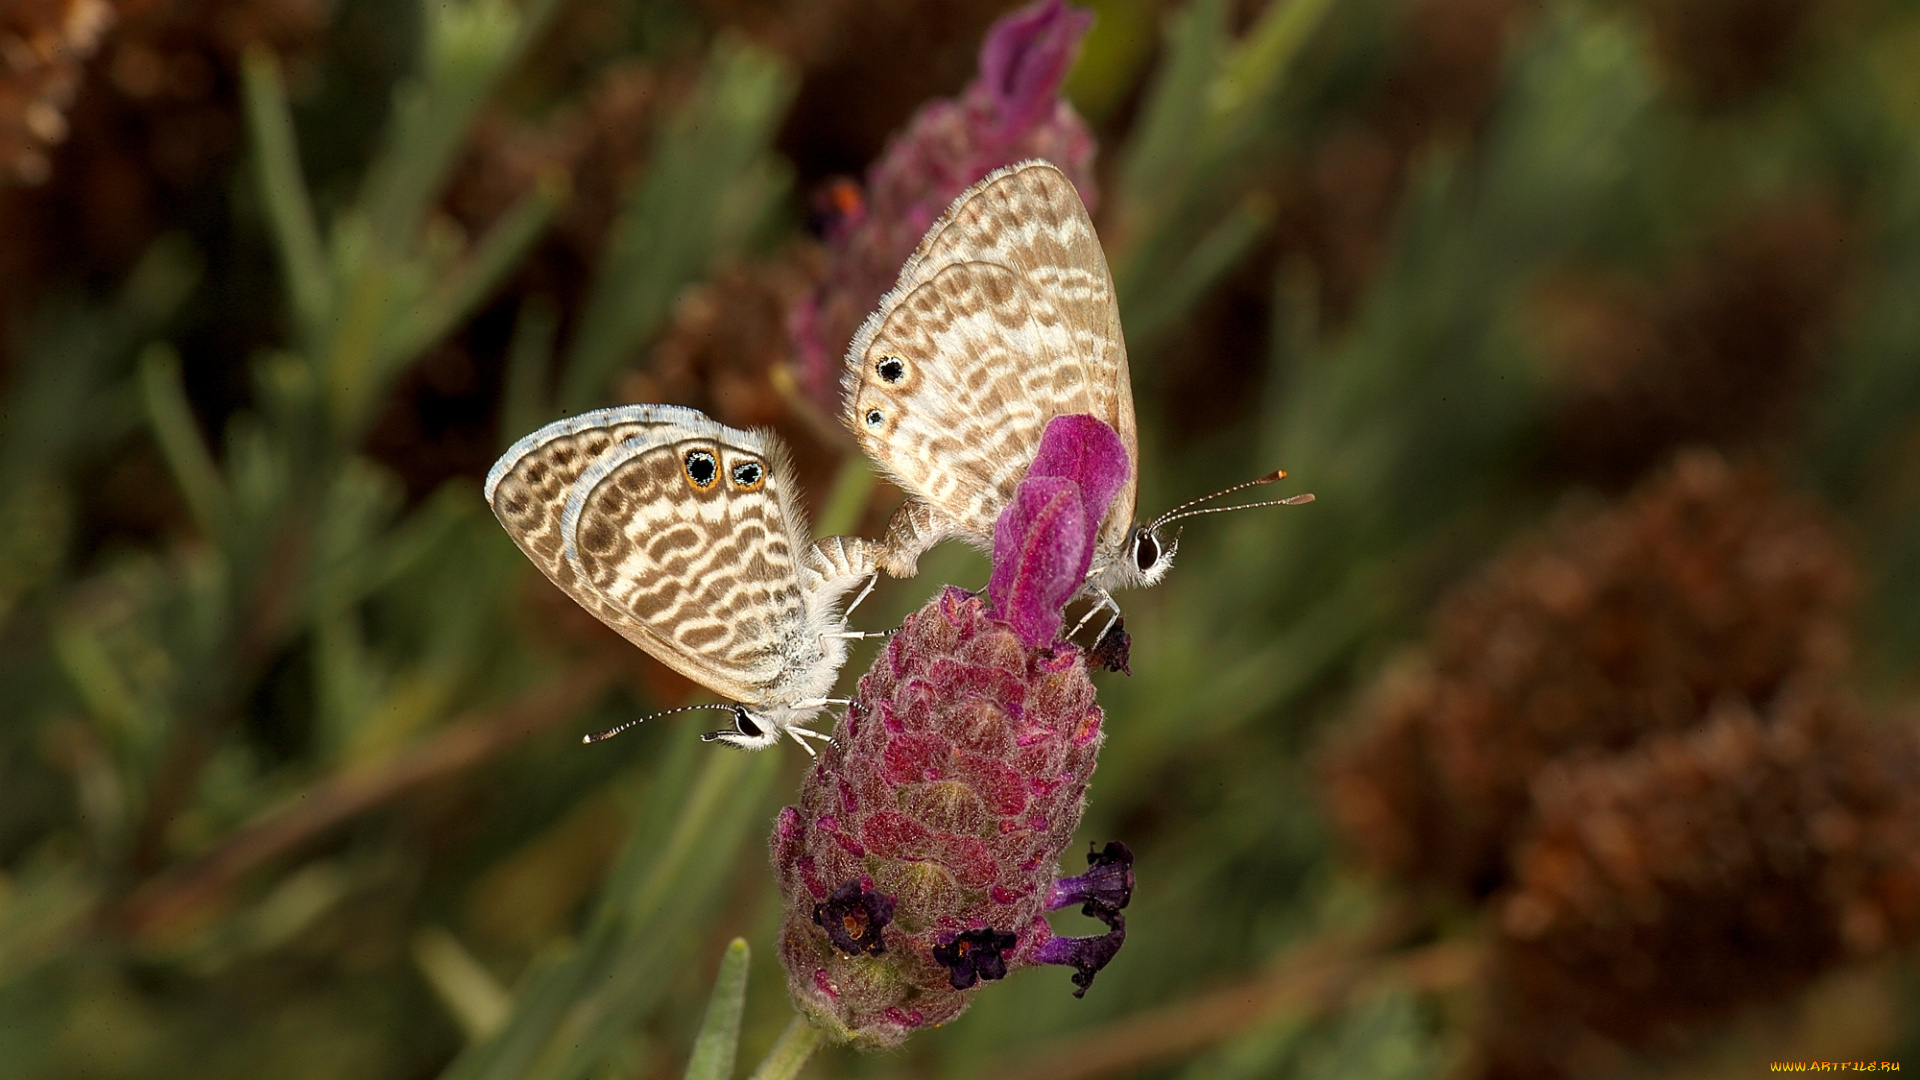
<box><xmin>701</xmin><ymin>705</ymin><xmax>785</xmax><ymax>751</ymax></box>
<box><xmin>1119</xmin><ymin>523</ymin><xmax>1177</xmax><ymax>589</ymax></box>
<box><xmin>1106</xmin><ymin>471</ymin><xmax>1314</xmax><ymax>592</ymax></box>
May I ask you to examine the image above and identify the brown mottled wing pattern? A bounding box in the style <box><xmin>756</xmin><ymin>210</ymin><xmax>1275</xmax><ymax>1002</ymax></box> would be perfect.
<box><xmin>559</xmin><ymin>428</ymin><xmax>816</xmax><ymax>706</ymax></box>
<box><xmin>844</xmin><ymin>159</ymin><xmax>1137</xmax><ymax>562</ymax></box>
<box><xmin>485</xmin><ymin>404</ymin><xmax>708</xmax><ymax>615</ymax></box>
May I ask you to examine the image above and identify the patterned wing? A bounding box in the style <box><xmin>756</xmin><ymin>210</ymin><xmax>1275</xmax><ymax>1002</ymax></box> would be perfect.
<box><xmin>485</xmin><ymin>404</ymin><xmax>708</xmax><ymax>585</ymax></box>
<box><xmin>559</xmin><ymin>425</ymin><xmax>822</xmax><ymax>707</ymax></box>
<box><xmin>844</xmin><ymin>159</ymin><xmax>1137</xmax><ymax>561</ymax></box>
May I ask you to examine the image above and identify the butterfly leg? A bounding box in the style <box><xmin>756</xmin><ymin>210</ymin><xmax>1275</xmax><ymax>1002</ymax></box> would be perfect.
<box><xmin>1068</xmin><ymin>588</ymin><xmax>1121</xmax><ymax>640</ymax></box>
<box><xmin>824</xmin><ymin>574</ymin><xmax>886</xmax><ymax>640</ymax></box>
<box><xmin>786</xmin><ymin>723</ymin><xmax>837</xmax><ymax>756</ymax></box>
<box><xmin>843</xmin><ymin>572</ymin><xmax>878</xmax><ymax>618</ymax></box>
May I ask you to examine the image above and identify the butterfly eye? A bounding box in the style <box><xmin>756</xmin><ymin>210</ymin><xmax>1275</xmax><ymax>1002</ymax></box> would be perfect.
<box><xmin>876</xmin><ymin>356</ymin><xmax>905</xmax><ymax>383</ymax></box>
<box><xmin>733</xmin><ymin>707</ymin><xmax>763</xmax><ymax>739</ymax></box>
<box><xmin>684</xmin><ymin>449</ymin><xmax>718</xmax><ymax>488</ymax></box>
<box><xmin>730</xmin><ymin>460</ymin><xmax>765</xmax><ymax>490</ymax></box>
<box><xmin>865</xmin><ymin>409</ymin><xmax>884</xmax><ymax>428</ymax></box>
<box><xmin>1134</xmin><ymin>529</ymin><xmax>1160</xmax><ymax>572</ymax></box>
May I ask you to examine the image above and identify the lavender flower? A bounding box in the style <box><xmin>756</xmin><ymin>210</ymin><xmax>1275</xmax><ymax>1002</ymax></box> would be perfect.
<box><xmin>788</xmin><ymin>0</ymin><xmax>1099</xmax><ymax>411</ymax></box>
<box><xmin>770</xmin><ymin>416</ymin><xmax>1134</xmax><ymax>1048</ymax></box>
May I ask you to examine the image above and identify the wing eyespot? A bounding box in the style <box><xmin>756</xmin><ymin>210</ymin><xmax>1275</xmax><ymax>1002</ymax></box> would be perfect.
<box><xmin>876</xmin><ymin>356</ymin><xmax>906</xmax><ymax>383</ymax></box>
<box><xmin>865</xmin><ymin>409</ymin><xmax>884</xmax><ymax>429</ymax></box>
<box><xmin>729</xmin><ymin>459</ymin><xmax>765</xmax><ymax>491</ymax></box>
<box><xmin>684</xmin><ymin>449</ymin><xmax>718</xmax><ymax>489</ymax></box>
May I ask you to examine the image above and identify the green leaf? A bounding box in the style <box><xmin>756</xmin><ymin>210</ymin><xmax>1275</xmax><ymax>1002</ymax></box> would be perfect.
<box><xmin>440</xmin><ymin>739</ymin><xmax>782</xmax><ymax>1080</ymax></box>
<box><xmin>374</xmin><ymin>169</ymin><xmax>569</xmax><ymax>381</ymax></box>
<box><xmin>138</xmin><ymin>343</ymin><xmax>231</xmax><ymax>540</ymax></box>
<box><xmin>500</xmin><ymin>296</ymin><xmax>561</xmax><ymax>448</ymax></box>
<box><xmin>682</xmin><ymin>940</ymin><xmax>749</xmax><ymax>1080</ymax></box>
<box><xmin>560</xmin><ymin>38</ymin><xmax>796</xmax><ymax>412</ymax></box>
<box><xmin>363</xmin><ymin>0</ymin><xmax>527</xmax><ymax>246</ymax></box>
<box><xmin>241</xmin><ymin>45</ymin><xmax>332</xmax><ymax>346</ymax></box>
<box><xmin>742</xmin><ymin>1017</ymin><xmax>824</xmax><ymax>1080</ymax></box>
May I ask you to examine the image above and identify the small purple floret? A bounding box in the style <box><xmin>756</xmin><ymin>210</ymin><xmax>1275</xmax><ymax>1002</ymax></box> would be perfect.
<box><xmin>932</xmin><ymin>927</ymin><xmax>1020</xmax><ymax>990</ymax></box>
<box><xmin>1047</xmin><ymin>841</ymin><xmax>1134</xmax><ymax>918</ymax></box>
<box><xmin>1035</xmin><ymin>915</ymin><xmax>1126</xmax><ymax>998</ymax></box>
<box><xmin>812</xmin><ymin>879</ymin><xmax>896</xmax><ymax>958</ymax></box>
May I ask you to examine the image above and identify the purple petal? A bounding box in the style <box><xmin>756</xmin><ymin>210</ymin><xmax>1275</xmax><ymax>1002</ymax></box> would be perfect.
<box><xmin>977</xmin><ymin>0</ymin><xmax>1097</xmax><ymax>136</ymax></box>
<box><xmin>1033</xmin><ymin>915</ymin><xmax>1126</xmax><ymax>998</ymax></box>
<box><xmin>988</xmin><ymin>475</ymin><xmax>1089</xmax><ymax>647</ymax></box>
<box><xmin>1046</xmin><ymin>841</ymin><xmax>1134</xmax><ymax>917</ymax></box>
<box><xmin>1027</xmin><ymin>414</ymin><xmax>1132</xmax><ymax>572</ymax></box>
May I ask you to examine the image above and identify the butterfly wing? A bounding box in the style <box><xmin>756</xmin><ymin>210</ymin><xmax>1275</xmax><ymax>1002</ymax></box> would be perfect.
<box><xmin>843</xmin><ymin>159</ymin><xmax>1138</xmax><ymax>565</ymax></box>
<box><xmin>558</xmin><ymin>423</ymin><xmax>827</xmax><ymax>708</ymax></box>
<box><xmin>485</xmin><ymin>404</ymin><xmax>709</xmax><ymax>581</ymax></box>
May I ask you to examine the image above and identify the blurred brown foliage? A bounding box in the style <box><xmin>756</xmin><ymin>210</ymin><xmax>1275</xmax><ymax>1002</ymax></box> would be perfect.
<box><xmin>0</xmin><ymin>0</ymin><xmax>326</xmax><ymax>375</ymax></box>
<box><xmin>1630</xmin><ymin>0</ymin><xmax>1850</xmax><ymax>104</ymax></box>
<box><xmin>1</xmin><ymin>0</ymin><xmax>118</xmax><ymax>186</ymax></box>
<box><xmin>1324</xmin><ymin>450</ymin><xmax>1857</xmax><ymax>898</ymax></box>
<box><xmin>623</xmin><ymin>254</ymin><xmax>817</xmax><ymax>430</ymax></box>
<box><xmin>1484</xmin><ymin>685</ymin><xmax>1920</xmax><ymax>1078</ymax></box>
<box><xmin>1322</xmin><ymin>448</ymin><xmax>1920</xmax><ymax>1074</ymax></box>
<box><xmin>1544</xmin><ymin>197</ymin><xmax>1853</xmax><ymax>488</ymax></box>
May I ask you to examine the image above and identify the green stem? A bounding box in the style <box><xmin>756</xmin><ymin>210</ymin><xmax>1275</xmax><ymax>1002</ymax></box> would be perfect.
<box><xmin>743</xmin><ymin>1016</ymin><xmax>824</xmax><ymax>1080</ymax></box>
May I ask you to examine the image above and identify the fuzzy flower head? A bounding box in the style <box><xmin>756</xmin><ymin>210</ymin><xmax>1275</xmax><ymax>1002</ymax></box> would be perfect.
<box><xmin>770</xmin><ymin>416</ymin><xmax>1134</xmax><ymax>1048</ymax></box>
<box><xmin>788</xmin><ymin>0</ymin><xmax>1099</xmax><ymax>411</ymax></box>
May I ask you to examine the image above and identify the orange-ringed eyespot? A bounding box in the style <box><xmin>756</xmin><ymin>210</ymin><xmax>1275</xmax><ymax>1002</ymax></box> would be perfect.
<box><xmin>684</xmin><ymin>449</ymin><xmax>718</xmax><ymax>488</ymax></box>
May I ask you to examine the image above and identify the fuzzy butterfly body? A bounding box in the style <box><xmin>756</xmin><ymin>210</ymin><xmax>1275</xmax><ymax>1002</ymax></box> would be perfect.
<box><xmin>486</xmin><ymin>405</ymin><xmax>877</xmax><ymax>749</ymax></box>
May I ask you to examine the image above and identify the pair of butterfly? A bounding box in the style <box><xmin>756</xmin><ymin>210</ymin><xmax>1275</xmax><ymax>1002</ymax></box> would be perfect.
<box><xmin>484</xmin><ymin>160</ymin><xmax>1310</xmax><ymax>752</ymax></box>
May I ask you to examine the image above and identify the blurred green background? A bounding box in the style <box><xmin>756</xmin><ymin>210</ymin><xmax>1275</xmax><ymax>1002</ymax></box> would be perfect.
<box><xmin>4</xmin><ymin>0</ymin><xmax>1920</xmax><ymax>1076</ymax></box>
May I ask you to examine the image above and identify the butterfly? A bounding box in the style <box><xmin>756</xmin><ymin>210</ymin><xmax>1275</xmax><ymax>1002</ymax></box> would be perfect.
<box><xmin>841</xmin><ymin>159</ymin><xmax>1311</xmax><ymax>634</ymax></box>
<box><xmin>485</xmin><ymin>405</ymin><xmax>880</xmax><ymax>751</ymax></box>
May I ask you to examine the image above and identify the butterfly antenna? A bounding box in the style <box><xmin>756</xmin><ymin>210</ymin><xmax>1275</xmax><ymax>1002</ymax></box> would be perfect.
<box><xmin>1155</xmin><ymin>492</ymin><xmax>1315</xmax><ymax>526</ymax></box>
<box><xmin>582</xmin><ymin>704</ymin><xmax>740</xmax><ymax>745</ymax></box>
<box><xmin>1148</xmin><ymin>470</ymin><xmax>1313</xmax><ymax>529</ymax></box>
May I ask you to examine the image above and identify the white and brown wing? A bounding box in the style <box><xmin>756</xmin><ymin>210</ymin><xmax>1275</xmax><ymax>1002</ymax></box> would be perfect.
<box><xmin>485</xmin><ymin>404</ymin><xmax>709</xmax><ymax>586</ymax></box>
<box><xmin>558</xmin><ymin>426</ymin><xmax>824</xmax><ymax>707</ymax></box>
<box><xmin>842</xmin><ymin>159</ymin><xmax>1137</xmax><ymax>571</ymax></box>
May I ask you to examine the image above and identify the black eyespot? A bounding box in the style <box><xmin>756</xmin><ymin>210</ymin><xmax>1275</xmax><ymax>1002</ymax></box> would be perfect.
<box><xmin>865</xmin><ymin>409</ymin><xmax>883</xmax><ymax>428</ymax></box>
<box><xmin>1134</xmin><ymin>530</ymin><xmax>1160</xmax><ymax>572</ymax></box>
<box><xmin>684</xmin><ymin>450</ymin><xmax>717</xmax><ymax>488</ymax></box>
<box><xmin>877</xmin><ymin>357</ymin><xmax>905</xmax><ymax>383</ymax></box>
<box><xmin>734</xmin><ymin>707</ymin><xmax>763</xmax><ymax>738</ymax></box>
<box><xmin>730</xmin><ymin>460</ymin><xmax>764</xmax><ymax>488</ymax></box>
